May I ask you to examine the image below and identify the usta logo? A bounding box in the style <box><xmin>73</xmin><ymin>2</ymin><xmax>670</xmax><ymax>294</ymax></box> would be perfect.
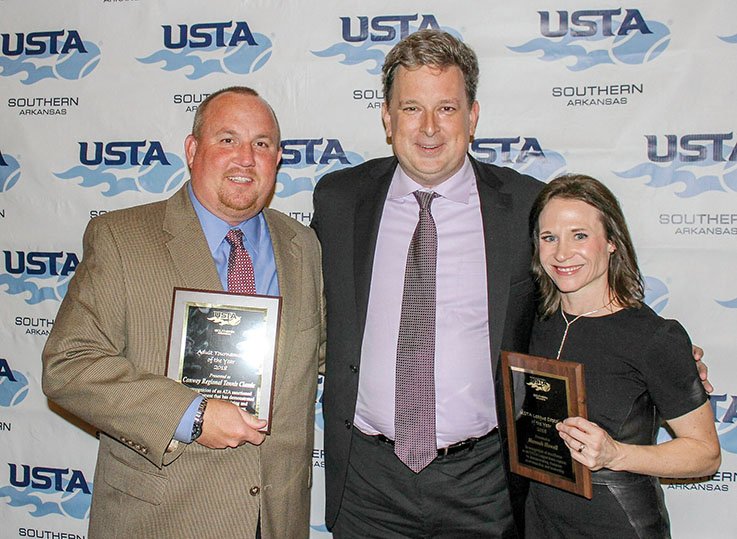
<box><xmin>55</xmin><ymin>140</ymin><xmax>186</xmax><ymax>196</ymax></box>
<box><xmin>0</xmin><ymin>464</ymin><xmax>92</xmax><ymax>520</ymax></box>
<box><xmin>163</xmin><ymin>21</ymin><xmax>257</xmax><ymax>49</ymax></box>
<box><xmin>138</xmin><ymin>21</ymin><xmax>273</xmax><ymax>79</ymax></box>
<box><xmin>312</xmin><ymin>14</ymin><xmax>453</xmax><ymax>75</ymax></box>
<box><xmin>340</xmin><ymin>14</ymin><xmax>439</xmax><ymax>43</ymax></box>
<box><xmin>0</xmin><ymin>30</ymin><xmax>101</xmax><ymax>84</ymax></box>
<box><xmin>616</xmin><ymin>133</ymin><xmax>737</xmax><ymax>197</ymax></box>
<box><xmin>4</xmin><ymin>251</ymin><xmax>78</xmax><ymax>277</ymax></box>
<box><xmin>470</xmin><ymin>136</ymin><xmax>567</xmax><ymax>182</ymax></box>
<box><xmin>508</xmin><ymin>8</ymin><xmax>670</xmax><ymax>71</ymax></box>
<box><xmin>0</xmin><ymin>250</ymin><xmax>78</xmax><ymax>304</ymax></box>
<box><xmin>79</xmin><ymin>140</ymin><xmax>171</xmax><ymax>166</ymax></box>
<box><xmin>539</xmin><ymin>9</ymin><xmax>651</xmax><ymax>38</ymax></box>
<box><xmin>276</xmin><ymin>138</ymin><xmax>364</xmax><ymax>198</ymax></box>
<box><xmin>646</xmin><ymin>133</ymin><xmax>737</xmax><ymax>163</ymax></box>
<box><xmin>1</xmin><ymin>30</ymin><xmax>86</xmax><ymax>56</ymax></box>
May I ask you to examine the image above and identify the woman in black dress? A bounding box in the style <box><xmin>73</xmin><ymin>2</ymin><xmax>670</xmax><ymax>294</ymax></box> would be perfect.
<box><xmin>525</xmin><ymin>174</ymin><xmax>720</xmax><ymax>538</ymax></box>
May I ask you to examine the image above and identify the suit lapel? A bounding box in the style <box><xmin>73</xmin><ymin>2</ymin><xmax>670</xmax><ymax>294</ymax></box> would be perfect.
<box><xmin>472</xmin><ymin>159</ymin><xmax>513</xmax><ymax>372</ymax></box>
<box><xmin>353</xmin><ymin>158</ymin><xmax>396</xmax><ymax>333</ymax></box>
<box><xmin>163</xmin><ymin>184</ymin><xmax>222</xmax><ymax>291</ymax></box>
<box><xmin>263</xmin><ymin>209</ymin><xmax>299</xmax><ymax>396</ymax></box>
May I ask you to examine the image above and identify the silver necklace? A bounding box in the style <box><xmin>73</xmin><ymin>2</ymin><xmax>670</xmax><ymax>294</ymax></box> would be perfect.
<box><xmin>556</xmin><ymin>301</ymin><xmax>612</xmax><ymax>360</ymax></box>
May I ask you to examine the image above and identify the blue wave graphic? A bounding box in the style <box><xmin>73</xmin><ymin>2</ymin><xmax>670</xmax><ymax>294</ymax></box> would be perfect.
<box><xmin>0</xmin><ymin>56</ymin><xmax>51</xmax><ymax>83</ymax></box>
<box><xmin>311</xmin><ymin>41</ymin><xmax>388</xmax><ymax>75</ymax></box>
<box><xmin>714</xmin><ymin>399</ymin><xmax>737</xmax><ymax>454</ymax></box>
<box><xmin>610</xmin><ymin>21</ymin><xmax>670</xmax><ymax>65</ymax></box>
<box><xmin>719</xmin><ymin>33</ymin><xmax>737</xmax><ymax>44</ymax></box>
<box><xmin>716</xmin><ymin>297</ymin><xmax>737</xmax><ymax>308</ymax></box>
<box><xmin>0</xmin><ymin>370</ymin><xmax>29</xmax><ymax>407</ymax></box>
<box><xmin>0</xmin><ymin>42</ymin><xmax>100</xmax><ymax>84</ymax></box>
<box><xmin>514</xmin><ymin>149</ymin><xmax>567</xmax><ymax>181</ymax></box>
<box><xmin>509</xmin><ymin>20</ymin><xmax>669</xmax><ymax>71</ymax></box>
<box><xmin>0</xmin><ymin>484</ymin><xmax>91</xmax><ymax>519</ymax></box>
<box><xmin>276</xmin><ymin>151</ymin><xmax>364</xmax><ymax>198</ymax></box>
<box><xmin>0</xmin><ymin>273</ymin><xmax>70</xmax><ymax>304</ymax></box>
<box><xmin>656</xmin><ymin>426</ymin><xmax>672</xmax><ymax>444</ymax></box>
<box><xmin>615</xmin><ymin>157</ymin><xmax>737</xmax><ymax>198</ymax></box>
<box><xmin>644</xmin><ymin>276</ymin><xmax>668</xmax><ymax>314</ymax></box>
<box><xmin>312</xmin><ymin>26</ymin><xmax>461</xmax><ymax>74</ymax></box>
<box><xmin>137</xmin><ymin>33</ymin><xmax>272</xmax><ymax>79</ymax></box>
<box><xmin>717</xmin><ymin>423</ymin><xmax>737</xmax><ymax>453</ymax></box>
<box><xmin>60</xmin><ymin>487</ymin><xmax>92</xmax><ymax>519</ymax></box>
<box><xmin>314</xmin><ymin>376</ymin><xmax>324</xmax><ymax>432</ymax></box>
<box><xmin>310</xmin><ymin>524</ymin><xmax>330</xmax><ymax>533</ymax></box>
<box><xmin>660</xmin><ymin>400</ymin><xmax>736</xmax><ymax>454</ymax></box>
<box><xmin>54</xmin><ymin>153</ymin><xmax>186</xmax><ymax>196</ymax></box>
<box><xmin>0</xmin><ymin>154</ymin><xmax>21</xmax><ymax>192</ymax></box>
<box><xmin>473</xmin><ymin>148</ymin><xmax>567</xmax><ymax>183</ymax></box>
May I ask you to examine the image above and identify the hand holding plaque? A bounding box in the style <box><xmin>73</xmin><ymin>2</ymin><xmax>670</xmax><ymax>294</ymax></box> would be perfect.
<box><xmin>501</xmin><ymin>351</ymin><xmax>592</xmax><ymax>498</ymax></box>
<box><xmin>166</xmin><ymin>288</ymin><xmax>281</xmax><ymax>433</ymax></box>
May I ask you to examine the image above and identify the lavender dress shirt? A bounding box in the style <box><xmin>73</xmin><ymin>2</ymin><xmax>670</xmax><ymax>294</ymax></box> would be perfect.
<box><xmin>354</xmin><ymin>157</ymin><xmax>497</xmax><ymax>448</ymax></box>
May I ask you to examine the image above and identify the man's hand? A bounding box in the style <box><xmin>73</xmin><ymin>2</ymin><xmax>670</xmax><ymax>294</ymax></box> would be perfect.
<box><xmin>693</xmin><ymin>345</ymin><xmax>714</xmax><ymax>394</ymax></box>
<box><xmin>196</xmin><ymin>398</ymin><xmax>267</xmax><ymax>449</ymax></box>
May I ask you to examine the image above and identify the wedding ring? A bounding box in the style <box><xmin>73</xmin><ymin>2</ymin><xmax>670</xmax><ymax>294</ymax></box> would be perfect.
<box><xmin>577</xmin><ymin>444</ymin><xmax>586</xmax><ymax>453</ymax></box>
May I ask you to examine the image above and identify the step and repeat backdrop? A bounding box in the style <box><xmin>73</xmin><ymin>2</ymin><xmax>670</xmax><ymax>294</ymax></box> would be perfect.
<box><xmin>1</xmin><ymin>1</ymin><xmax>736</xmax><ymax>537</ymax></box>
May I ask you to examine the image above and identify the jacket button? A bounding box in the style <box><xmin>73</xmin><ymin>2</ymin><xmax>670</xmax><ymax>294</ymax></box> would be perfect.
<box><xmin>249</xmin><ymin>486</ymin><xmax>260</xmax><ymax>496</ymax></box>
<box><xmin>344</xmin><ymin>420</ymin><xmax>352</xmax><ymax>430</ymax></box>
<box><xmin>349</xmin><ymin>365</ymin><xmax>358</xmax><ymax>373</ymax></box>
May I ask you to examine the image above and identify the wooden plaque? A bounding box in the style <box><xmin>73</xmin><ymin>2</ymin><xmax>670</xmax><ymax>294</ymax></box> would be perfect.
<box><xmin>501</xmin><ymin>351</ymin><xmax>592</xmax><ymax>499</ymax></box>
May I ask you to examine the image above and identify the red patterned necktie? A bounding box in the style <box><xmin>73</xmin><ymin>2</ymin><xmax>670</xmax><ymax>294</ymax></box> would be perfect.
<box><xmin>394</xmin><ymin>190</ymin><xmax>439</xmax><ymax>473</ymax></box>
<box><xmin>224</xmin><ymin>229</ymin><xmax>256</xmax><ymax>295</ymax></box>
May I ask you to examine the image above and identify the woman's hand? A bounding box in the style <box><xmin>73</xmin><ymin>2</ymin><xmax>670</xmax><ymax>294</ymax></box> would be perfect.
<box><xmin>556</xmin><ymin>416</ymin><xmax>623</xmax><ymax>471</ymax></box>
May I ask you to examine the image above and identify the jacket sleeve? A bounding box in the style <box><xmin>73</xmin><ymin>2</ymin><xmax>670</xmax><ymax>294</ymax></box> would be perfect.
<box><xmin>42</xmin><ymin>216</ymin><xmax>198</xmax><ymax>468</ymax></box>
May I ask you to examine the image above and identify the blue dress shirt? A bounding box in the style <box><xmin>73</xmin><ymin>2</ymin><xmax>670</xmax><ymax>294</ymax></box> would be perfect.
<box><xmin>173</xmin><ymin>184</ymin><xmax>280</xmax><ymax>443</ymax></box>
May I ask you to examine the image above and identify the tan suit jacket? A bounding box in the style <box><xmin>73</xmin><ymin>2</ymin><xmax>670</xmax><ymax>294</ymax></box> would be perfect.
<box><xmin>42</xmin><ymin>183</ymin><xmax>324</xmax><ymax>538</ymax></box>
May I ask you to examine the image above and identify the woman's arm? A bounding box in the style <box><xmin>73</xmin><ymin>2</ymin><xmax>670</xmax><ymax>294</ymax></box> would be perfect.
<box><xmin>557</xmin><ymin>401</ymin><xmax>721</xmax><ymax>477</ymax></box>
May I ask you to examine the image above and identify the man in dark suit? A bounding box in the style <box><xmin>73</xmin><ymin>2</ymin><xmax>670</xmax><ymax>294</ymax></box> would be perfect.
<box><xmin>312</xmin><ymin>30</ymin><xmax>542</xmax><ymax>537</ymax></box>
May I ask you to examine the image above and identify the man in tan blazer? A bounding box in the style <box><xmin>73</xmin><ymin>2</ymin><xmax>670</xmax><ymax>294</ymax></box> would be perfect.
<box><xmin>42</xmin><ymin>87</ymin><xmax>324</xmax><ymax>538</ymax></box>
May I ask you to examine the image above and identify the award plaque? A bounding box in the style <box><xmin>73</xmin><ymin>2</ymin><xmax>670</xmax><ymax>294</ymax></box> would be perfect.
<box><xmin>166</xmin><ymin>287</ymin><xmax>281</xmax><ymax>433</ymax></box>
<box><xmin>501</xmin><ymin>351</ymin><xmax>592</xmax><ymax>498</ymax></box>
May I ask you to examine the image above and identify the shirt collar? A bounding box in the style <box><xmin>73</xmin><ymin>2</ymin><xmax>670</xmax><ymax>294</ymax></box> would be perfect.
<box><xmin>188</xmin><ymin>182</ymin><xmax>263</xmax><ymax>255</ymax></box>
<box><xmin>387</xmin><ymin>155</ymin><xmax>475</xmax><ymax>204</ymax></box>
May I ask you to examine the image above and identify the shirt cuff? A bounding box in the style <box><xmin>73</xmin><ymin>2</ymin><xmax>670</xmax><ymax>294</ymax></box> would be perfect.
<box><xmin>173</xmin><ymin>395</ymin><xmax>204</xmax><ymax>443</ymax></box>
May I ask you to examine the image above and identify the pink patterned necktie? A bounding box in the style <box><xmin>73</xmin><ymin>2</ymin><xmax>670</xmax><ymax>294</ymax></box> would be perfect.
<box><xmin>224</xmin><ymin>229</ymin><xmax>256</xmax><ymax>295</ymax></box>
<box><xmin>394</xmin><ymin>190</ymin><xmax>439</xmax><ymax>473</ymax></box>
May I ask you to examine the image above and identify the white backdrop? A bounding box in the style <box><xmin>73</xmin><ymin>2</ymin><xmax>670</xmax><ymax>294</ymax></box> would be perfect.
<box><xmin>1</xmin><ymin>1</ymin><xmax>736</xmax><ymax>537</ymax></box>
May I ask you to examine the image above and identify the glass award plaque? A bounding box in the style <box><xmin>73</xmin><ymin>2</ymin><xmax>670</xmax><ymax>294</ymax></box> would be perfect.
<box><xmin>166</xmin><ymin>288</ymin><xmax>281</xmax><ymax>433</ymax></box>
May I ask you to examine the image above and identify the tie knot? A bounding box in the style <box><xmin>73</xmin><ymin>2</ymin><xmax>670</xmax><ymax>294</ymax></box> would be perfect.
<box><xmin>413</xmin><ymin>190</ymin><xmax>438</xmax><ymax>211</ymax></box>
<box><xmin>225</xmin><ymin>228</ymin><xmax>245</xmax><ymax>249</ymax></box>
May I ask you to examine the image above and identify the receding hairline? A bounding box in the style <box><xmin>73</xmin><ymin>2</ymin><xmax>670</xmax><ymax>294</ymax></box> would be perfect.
<box><xmin>192</xmin><ymin>88</ymin><xmax>281</xmax><ymax>141</ymax></box>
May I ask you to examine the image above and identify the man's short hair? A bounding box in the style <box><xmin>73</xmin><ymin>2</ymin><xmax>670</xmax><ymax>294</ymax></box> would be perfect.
<box><xmin>382</xmin><ymin>29</ymin><xmax>479</xmax><ymax>105</ymax></box>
